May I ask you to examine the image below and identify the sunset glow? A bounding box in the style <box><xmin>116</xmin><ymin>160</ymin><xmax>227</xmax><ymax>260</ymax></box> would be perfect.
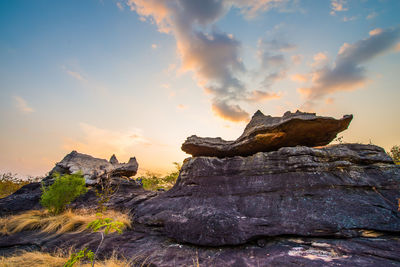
<box><xmin>1</xmin><ymin>0</ymin><xmax>399</xmax><ymax>177</ymax></box>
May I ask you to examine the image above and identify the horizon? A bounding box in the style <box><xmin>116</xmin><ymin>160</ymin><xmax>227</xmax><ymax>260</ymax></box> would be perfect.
<box><xmin>1</xmin><ymin>0</ymin><xmax>400</xmax><ymax>178</ymax></box>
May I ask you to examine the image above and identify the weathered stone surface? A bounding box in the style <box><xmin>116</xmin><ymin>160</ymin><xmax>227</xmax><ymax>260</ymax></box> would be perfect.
<box><xmin>0</xmin><ymin>182</ymin><xmax>42</xmax><ymax>216</ymax></box>
<box><xmin>111</xmin><ymin>157</ymin><xmax>139</xmax><ymax>178</ymax></box>
<box><xmin>48</xmin><ymin>151</ymin><xmax>138</xmax><ymax>184</ymax></box>
<box><xmin>1</xmin><ymin>230</ymin><xmax>399</xmax><ymax>267</ymax></box>
<box><xmin>182</xmin><ymin>110</ymin><xmax>353</xmax><ymax>157</ymax></box>
<box><xmin>109</xmin><ymin>154</ymin><xmax>119</xmax><ymax>165</ymax></box>
<box><xmin>135</xmin><ymin>143</ymin><xmax>400</xmax><ymax>246</ymax></box>
<box><xmin>0</xmin><ymin>177</ymin><xmax>153</xmax><ymax>217</ymax></box>
<box><xmin>0</xmin><ymin>152</ymin><xmax>143</xmax><ymax>216</ymax></box>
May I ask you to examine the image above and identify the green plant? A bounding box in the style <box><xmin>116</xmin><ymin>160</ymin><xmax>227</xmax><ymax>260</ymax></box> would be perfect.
<box><xmin>138</xmin><ymin>162</ymin><xmax>181</xmax><ymax>191</ymax></box>
<box><xmin>94</xmin><ymin>175</ymin><xmax>118</xmax><ymax>213</ymax></box>
<box><xmin>40</xmin><ymin>172</ymin><xmax>87</xmax><ymax>215</ymax></box>
<box><xmin>64</xmin><ymin>248</ymin><xmax>94</xmax><ymax>267</ymax></box>
<box><xmin>389</xmin><ymin>145</ymin><xmax>400</xmax><ymax>165</ymax></box>
<box><xmin>86</xmin><ymin>214</ymin><xmax>125</xmax><ymax>267</ymax></box>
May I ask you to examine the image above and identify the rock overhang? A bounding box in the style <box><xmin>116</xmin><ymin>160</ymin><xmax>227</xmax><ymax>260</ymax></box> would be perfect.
<box><xmin>181</xmin><ymin>110</ymin><xmax>353</xmax><ymax>157</ymax></box>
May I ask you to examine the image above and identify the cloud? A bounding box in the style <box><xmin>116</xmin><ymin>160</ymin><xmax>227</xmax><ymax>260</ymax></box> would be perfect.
<box><xmin>14</xmin><ymin>96</ymin><xmax>34</xmax><ymax>113</ymax></box>
<box><xmin>369</xmin><ymin>28</ymin><xmax>382</xmax><ymax>36</ymax></box>
<box><xmin>330</xmin><ymin>0</ymin><xmax>348</xmax><ymax>15</ymax></box>
<box><xmin>176</xmin><ymin>104</ymin><xmax>187</xmax><ymax>110</ymax></box>
<box><xmin>343</xmin><ymin>15</ymin><xmax>357</xmax><ymax>22</ymax></box>
<box><xmin>151</xmin><ymin>43</ymin><xmax>158</xmax><ymax>49</ymax></box>
<box><xmin>325</xmin><ymin>98</ymin><xmax>334</xmax><ymax>104</ymax></box>
<box><xmin>211</xmin><ymin>101</ymin><xmax>250</xmax><ymax>122</ymax></box>
<box><xmin>257</xmin><ymin>38</ymin><xmax>295</xmax><ymax>88</ymax></box>
<box><xmin>245</xmin><ymin>90</ymin><xmax>281</xmax><ymax>102</ymax></box>
<box><xmin>298</xmin><ymin>26</ymin><xmax>400</xmax><ymax>108</ymax></box>
<box><xmin>291</xmin><ymin>54</ymin><xmax>302</xmax><ymax>64</ymax></box>
<box><xmin>63</xmin><ymin>123</ymin><xmax>150</xmax><ymax>159</ymax></box>
<box><xmin>65</xmin><ymin>69</ymin><xmax>86</xmax><ymax>82</ymax></box>
<box><xmin>366</xmin><ymin>12</ymin><xmax>377</xmax><ymax>20</ymax></box>
<box><xmin>395</xmin><ymin>43</ymin><xmax>400</xmax><ymax>52</ymax></box>
<box><xmin>127</xmin><ymin>0</ymin><xmax>296</xmax><ymax>122</ymax></box>
<box><xmin>62</xmin><ymin>66</ymin><xmax>108</xmax><ymax>94</ymax></box>
<box><xmin>290</xmin><ymin>73</ymin><xmax>308</xmax><ymax>83</ymax></box>
<box><xmin>230</xmin><ymin>0</ymin><xmax>300</xmax><ymax>18</ymax></box>
<box><xmin>116</xmin><ymin>2</ymin><xmax>124</xmax><ymax>11</ymax></box>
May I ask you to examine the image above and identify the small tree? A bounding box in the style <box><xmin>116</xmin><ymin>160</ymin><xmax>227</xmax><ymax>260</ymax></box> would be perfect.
<box><xmin>40</xmin><ymin>172</ymin><xmax>87</xmax><ymax>215</ymax></box>
<box><xmin>389</xmin><ymin>146</ymin><xmax>400</xmax><ymax>165</ymax></box>
<box><xmin>94</xmin><ymin>174</ymin><xmax>118</xmax><ymax>213</ymax></box>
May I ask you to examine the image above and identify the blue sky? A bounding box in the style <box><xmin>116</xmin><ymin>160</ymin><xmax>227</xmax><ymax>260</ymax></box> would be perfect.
<box><xmin>1</xmin><ymin>0</ymin><xmax>399</xmax><ymax>176</ymax></box>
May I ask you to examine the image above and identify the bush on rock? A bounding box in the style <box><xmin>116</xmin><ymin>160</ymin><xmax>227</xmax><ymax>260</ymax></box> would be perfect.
<box><xmin>40</xmin><ymin>172</ymin><xmax>87</xmax><ymax>215</ymax></box>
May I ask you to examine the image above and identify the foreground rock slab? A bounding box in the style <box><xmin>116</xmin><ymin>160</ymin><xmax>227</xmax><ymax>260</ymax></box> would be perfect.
<box><xmin>48</xmin><ymin>151</ymin><xmax>138</xmax><ymax>184</ymax></box>
<box><xmin>1</xmin><ymin>230</ymin><xmax>399</xmax><ymax>267</ymax></box>
<box><xmin>182</xmin><ymin>110</ymin><xmax>353</xmax><ymax>157</ymax></box>
<box><xmin>135</xmin><ymin>144</ymin><xmax>400</xmax><ymax>246</ymax></box>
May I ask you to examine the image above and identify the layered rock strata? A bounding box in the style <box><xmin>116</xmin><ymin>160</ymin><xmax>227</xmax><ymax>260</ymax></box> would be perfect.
<box><xmin>135</xmin><ymin>144</ymin><xmax>400</xmax><ymax>246</ymax></box>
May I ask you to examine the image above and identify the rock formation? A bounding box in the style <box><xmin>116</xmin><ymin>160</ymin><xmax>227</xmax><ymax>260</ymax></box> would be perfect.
<box><xmin>0</xmin><ymin>151</ymin><xmax>141</xmax><ymax>216</ymax></box>
<box><xmin>135</xmin><ymin>143</ymin><xmax>400</xmax><ymax>246</ymax></box>
<box><xmin>48</xmin><ymin>151</ymin><xmax>138</xmax><ymax>184</ymax></box>
<box><xmin>182</xmin><ymin>110</ymin><xmax>353</xmax><ymax>157</ymax></box>
<box><xmin>1</xmin><ymin>110</ymin><xmax>399</xmax><ymax>266</ymax></box>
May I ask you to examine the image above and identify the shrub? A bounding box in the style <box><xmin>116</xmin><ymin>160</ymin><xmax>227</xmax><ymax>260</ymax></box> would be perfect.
<box><xmin>389</xmin><ymin>145</ymin><xmax>400</xmax><ymax>165</ymax></box>
<box><xmin>94</xmin><ymin>174</ymin><xmax>118</xmax><ymax>213</ymax></box>
<box><xmin>40</xmin><ymin>172</ymin><xmax>87</xmax><ymax>215</ymax></box>
<box><xmin>138</xmin><ymin>162</ymin><xmax>181</xmax><ymax>191</ymax></box>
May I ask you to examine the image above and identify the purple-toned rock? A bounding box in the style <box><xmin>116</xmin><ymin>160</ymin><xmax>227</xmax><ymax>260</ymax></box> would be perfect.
<box><xmin>182</xmin><ymin>110</ymin><xmax>353</xmax><ymax>157</ymax></box>
<box><xmin>135</xmin><ymin>143</ymin><xmax>400</xmax><ymax>246</ymax></box>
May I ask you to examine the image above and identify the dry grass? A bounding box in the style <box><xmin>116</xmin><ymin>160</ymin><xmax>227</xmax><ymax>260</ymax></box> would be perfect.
<box><xmin>0</xmin><ymin>250</ymin><xmax>131</xmax><ymax>267</ymax></box>
<box><xmin>0</xmin><ymin>209</ymin><xmax>131</xmax><ymax>235</ymax></box>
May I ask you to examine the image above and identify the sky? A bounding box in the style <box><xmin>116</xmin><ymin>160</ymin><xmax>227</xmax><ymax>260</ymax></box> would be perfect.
<box><xmin>0</xmin><ymin>0</ymin><xmax>399</xmax><ymax>177</ymax></box>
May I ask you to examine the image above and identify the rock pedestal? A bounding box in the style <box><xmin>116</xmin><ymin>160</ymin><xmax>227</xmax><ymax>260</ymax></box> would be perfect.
<box><xmin>135</xmin><ymin>144</ymin><xmax>400</xmax><ymax>246</ymax></box>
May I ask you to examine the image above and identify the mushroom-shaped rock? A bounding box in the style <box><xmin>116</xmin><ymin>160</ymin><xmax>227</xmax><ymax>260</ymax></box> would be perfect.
<box><xmin>181</xmin><ymin>110</ymin><xmax>353</xmax><ymax>157</ymax></box>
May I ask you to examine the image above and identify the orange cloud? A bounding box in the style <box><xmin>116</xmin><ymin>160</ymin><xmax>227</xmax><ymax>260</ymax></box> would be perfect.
<box><xmin>128</xmin><ymin>0</ymin><xmax>297</xmax><ymax>122</ymax></box>
<box><xmin>291</xmin><ymin>74</ymin><xmax>308</xmax><ymax>83</ymax></box>
<box><xmin>395</xmin><ymin>42</ymin><xmax>400</xmax><ymax>52</ymax></box>
<box><xmin>330</xmin><ymin>0</ymin><xmax>348</xmax><ymax>15</ymax></box>
<box><xmin>246</xmin><ymin>90</ymin><xmax>281</xmax><ymax>102</ymax></box>
<box><xmin>369</xmin><ymin>28</ymin><xmax>383</xmax><ymax>36</ymax></box>
<box><xmin>14</xmin><ymin>96</ymin><xmax>34</xmax><ymax>113</ymax></box>
<box><xmin>299</xmin><ymin>26</ymin><xmax>400</xmax><ymax>108</ymax></box>
<box><xmin>212</xmin><ymin>101</ymin><xmax>249</xmax><ymax>122</ymax></box>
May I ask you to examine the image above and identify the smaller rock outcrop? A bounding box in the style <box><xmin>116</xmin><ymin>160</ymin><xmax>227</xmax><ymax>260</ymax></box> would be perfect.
<box><xmin>182</xmin><ymin>110</ymin><xmax>353</xmax><ymax>157</ymax></box>
<box><xmin>48</xmin><ymin>151</ymin><xmax>138</xmax><ymax>184</ymax></box>
<box><xmin>111</xmin><ymin>157</ymin><xmax>139</xmax><ymax>178</ymax></box>
<box><xmin>0</xmin><ymin>151</ymin><xmax>143</xmax><ymax>216</ymax></box>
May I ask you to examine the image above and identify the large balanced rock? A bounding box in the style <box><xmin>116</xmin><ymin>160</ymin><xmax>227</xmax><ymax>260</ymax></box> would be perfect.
<box><xmin>135</xmin><ymin>143</ymin><xmax>400</xmax><ymax>246</ymax></box>
<box><xmin>49</xmin><ymin>151</ymin><xmax>138</xmax><ymax>184</ymax></box>
<box><xmin>182</xmin><ymin>110</ymin><xmax>353</xmax><ymax>157</ymax></box>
